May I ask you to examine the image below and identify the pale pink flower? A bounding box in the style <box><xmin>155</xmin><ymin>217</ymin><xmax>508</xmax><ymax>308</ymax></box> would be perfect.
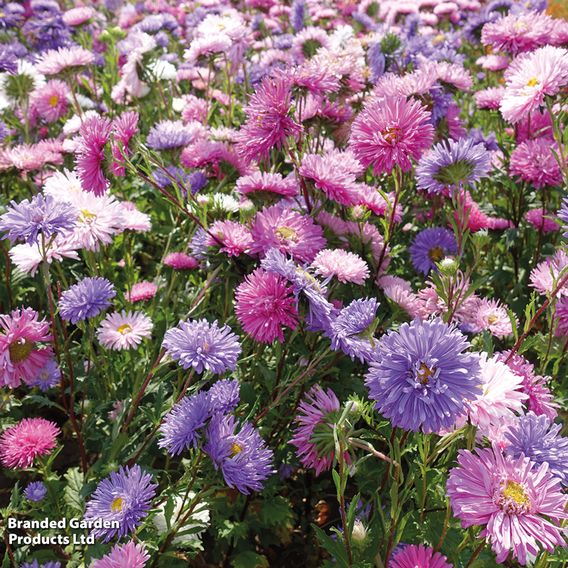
<box><xmin>97</xmin><ymin>311</ymin><xmax>153</xmax><ymax>351</ymax></box>
<box><xmin>311</xmin><ymin>249</ymin><xmax>369</xmax><ymax>285</ymax></box>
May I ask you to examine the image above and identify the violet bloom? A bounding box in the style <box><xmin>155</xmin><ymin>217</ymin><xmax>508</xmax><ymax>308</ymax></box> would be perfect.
<box><xmin>416</xmin><ymin>138</ymin><xmax>491</xmax><ymax>194</ymax></box>
<box><xmin>506</xmin><ymin>412</ymin><xmax>568</xmax><ymax>485</ymax></box>
<box><xmin>0</xmin><ymin>194</ymin><xmax>76</xmax><ymax>245</ymax></box>
<box><xmin>84</xmin><ymin>465</ymin><xmax>157</xmax><ymax>541</ymax></box>
<box><xmin>162</xmin><ymin>319</ymin><xmax>241</xmax><ymax>374</ymax></box>
<box><xmin>24</xmin><ymin>481</ymin><xmax>48</xmax><ymax>502</ymax></box>
<box><xmin>447</xmin><ymin>446</ymin><xmax>567</xmax><ymax>565</ymax></box>
<box><xmin>204</xmin><ymin>414</ymin><xmax>273</xmax><ymax>494</ymax></box>
<box><xmin>409</xmin><ymin>227</ymin><xmax>458</xmax><ymax>274</ymax></box>
<box><xmin>146</xmin><ymin>120</ymin><xmax>196</xmax><ymax>150</ymax></box>
<box><xmin>58</xmin><ymin>277</ymin><xmax>116</xmax><ymax>324</ymax></box>
<box><xmin>208</xmin><ymin>379</ymin><xmax>240</xmax><ymax>414</ymax></box>
<box><xmin>365</xmin><ymin>318</ymin><xmax>481</xmax><ymax>433</ymax></box>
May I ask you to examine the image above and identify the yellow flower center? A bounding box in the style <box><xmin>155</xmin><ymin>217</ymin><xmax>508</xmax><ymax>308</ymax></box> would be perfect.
<box><xmin>487</xmin><ymin>314</ymin><xmax>498</xmax><ymax>325</ymax></box>
<box><xmin>276</xmin><ymin>226</ymin><xmax>298</xmax><ymax>242</ymax></box>
<box><xmin>117</xmin><ymin>324</ymin><xmax>132</xmax><ymax>335</ymax></box>
<box><xmin>48</xmin><ymin>94</ymin><xmax>59</xmax><ymax>107</ymax></box>
<box><xmin>526</xmin><ymin>77</ymin><xmax>539</xmax><ymax>87</ymax></box>
<box><xmin>428</xmin><ymin>246</ymin><xmax>444</xmax><ymax>262</ymax></box>
<box><xmin>9</xmin><ymin>339</ymin><xmax>34</xmax><ymax>363</ymax></box>
<box><xmin>381</xmin><ymin>126</ymin><xmax>401</xmax><ymax>144</ymax></box>
<box><xmin>230</xmin><ymin>442</ymin><xmax>243</xmax><ymax>457</ymax></box>
<box><xmin>501</xmin><ymin>480</ymin><xmax>530</xmax><ymax>511</ymax></box>
<box><xmin>80</xmin><ymin>209</ymin><xmax>97</xmax><ymax>222</ymax></box>
<box><xmin>110</xmin><ymin>497</ymin><xmax>124</xmax><ymax>513</ymax></box>
<box><xmin>417</xmin><ymin>362</ymin><xmax>434</xmax><ymax>385</ymax></box>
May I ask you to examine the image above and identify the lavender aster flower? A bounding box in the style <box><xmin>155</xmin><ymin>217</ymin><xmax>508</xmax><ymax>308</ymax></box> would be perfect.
<box><xmin>365</xmin><ymin>318</ymin><xmax>481</xmax><ymax>433</ymax></box>
<box><xmin>146</xmin><ymin>120</ymin><xmax>196</xmax><ymax>150</ymax></box>
<box><xmin>24</xmin><ymin>481</ymin><xmax>47</xmax><ymax>502</ymax></box>
<box><xmin>409</xmin><ymin>227</ymin><xmax>458</xmax><ymax>274</ymax></box>
<box><xmin>506</xmin><ymin>412</ymin><xmax>568</xmax><ymax>485</ymax></box>
<box><xmin>158</xmin><ymin>391</ymin><xmax>211</xmax><ymax>456</ymax></box>
<box><xmin>204</xmin><ymin>414</ymin><xmax>273</xmax><ymax>494</ymax></box>
<box><xmin>208</xmin><ymin>379</ymin><xmax>240</xmax><ymax>414</ymax></box>
<box><xmin>189</xmin><ymin>171</ymin><xmax>208</xmax><ymax>194</ymax></box>
<box><xmin>20</xmin><ymin>561</ymin><xmax>61</xmax><ymax>568</ymax></box>
<box><xmin>27</xmin><ymin>359</ymin><xmax>60</xmax><ymax>391</ymax></box>
<box><xmin>290</xmin><ymin>0</ymin><xmax>305</xmax><ymax>32</ymax></box>
<box><xmin>557</xmin><ymin>198</ymin><xmax>568</xmax><ymax>240</ymax></box>
<box><xmin>58</xmin><ymin>277</ymin><xmax>116</xmax><ymax>324</ymax></box>
<box><xmin>416</xmin><ymin>138</ymin><xmax>491</xmax><ymax>194</ymax></box>
<box><xmin>0</xmin><ymin>194</ymin><xmax>76</xmax><ymax>245</ymax></box>
<box><xmin>84</xmin><ymin>465</ymin><xmax>157</xmax><ymax>541</ymax></box>
<box><xmin>367</xmin><ymin>42</ymin><xmax>386</xmax><ymax>82</ymax></box>
<box><xmin>328</xmin><ymin>298</ymin><xmax>379</xmax><ymax>363</ymax></box>
<box><xmin>162</xmin><ymin>319</ymin><xmax>242</xmax><ymax>374</ymax></box>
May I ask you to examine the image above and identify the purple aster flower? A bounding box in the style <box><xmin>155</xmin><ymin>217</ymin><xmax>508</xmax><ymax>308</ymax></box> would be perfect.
<box><xmin>0</xmin><ymin>45</ymin><xmax>17</xmax><ymax>73</ymax></box>
<box><xmin>204</xmin><ymin>414</ymin><xmax>274</xmax><ymax>494</ymax></box>
<box><xmin>328</xmin><ymin>298</ymin><xmax>379</xmax><ymax>363</ymax></box>
<box><xmin>58</xmin><ymin>277</ymin><xmax>116</xmax><ymax>324</ymax></box>
<box><xmin>365</xmin><ymin>318</ymin><xmax>481</xmax><ymax>433</ymax></box>
<box><xmin>557</xmin><ymin>198</ymin><xmax>568</xmax><ymax>240</ymax></box>
<box><xmin>162</xmin><ymin>319</ymin><xmax>242</xmax><ymax>374</ymax></box>
<box><xmin>27</xmin><ymin>359</ymin><xmax>60</xmax><ymax>391</ymax></box>
<box><xmin>20</xmin><ymin>562</ymin><xmax>61</xmax><ymax>568</ymax></box>
<box><xmin>158</xmin><ymin>391</ymin><xmax>211</xmax><ymax>456</ymax></box>
<box><xmin>23</xmin><ymin>13</ymin><xmax>71</xmax><ymax>52</ymax></box>
<box><xmin>290</xmin><ymin>0</ymin><xmax>305</xmax><ymax>32</ymax></box>
<box><xmin>0</xmin><ymin>2</ymin><xmax>25</xmax><ymax>29</ymax></box>
<box><xmin>0</xmin><ymin>120</ymin><xmax>8</xmax><ymax>142</ymax></box>
<box><xmin>189</xmin><ymin>227</ymin><xmax>209</xmax><ymax>260</ymax></box>
<box><xmin>0</xmin><ymin>194</ymin><xmax>76</xmax><ymax>245</ymax></box>
<box><xmin>367</xmin><ymin>42</ymin><xmax>386</xmax><ymax>83</ymax></box>
<box><xmin>24</xmin><ymin>481</ymin><xmax>47</xmax><ymax>502</ymax></box>
<box><xmin>146</xmin><ymin>120</ymin><xmax>196</xmax><ymax>150</ymax></box>
<box><xmin>416</xmin><ymin>138</ymin><xmax>492</xmax><ymax>194</ymax></box>
<box><xmin>152</xmin><ymin>165</ymin><xmax>191</xmax><ymax>194</ymax></box>
<box><xmin>189</xmin><ymin>171</ymin><xmax>208</xmax><ymax>194</ymax></box>
<box><xmin>84</xmin><ymin>464</ymin><xmax>157</xmax><ymax>541</ymax></box>
<box><xmin>506</xmin><ymin>412</ymin><xmax>568</xmax><ymax>485</ymax></box>
<box><xmin>409</xmin><ymin>227</ymin><xmax>458</xmax><ymax>275</ymax></box>
<box><xmin>208</xmin><ymin>379</ymin><xmax>240</xmax><ymax>414</ymax></box>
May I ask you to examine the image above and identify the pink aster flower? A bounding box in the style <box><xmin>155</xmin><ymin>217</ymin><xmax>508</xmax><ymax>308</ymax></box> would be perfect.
<box><xmin>97</xmin><ymin>311</ymin><xmax>153</xmax><ymax>351</ymax></box>
<box><xmin>475</xmin><ymin>298</ymin><xmax>514</xmax><ymax>338</ymax></box>
<box><xmin>378</xmin><ymin>275</ymin><xmax>424</xmax><ymax>319</ymax></box>
<box><xmin>36</xmin><ymin>46</ymin><xmax>95</xmax><ymax>75</ymax></box>
<box><xmin>75</xmin><ymin>116</ymin><xmax>112</xmax><ymax>196</ymax></box>
<box><xmin>525</xmin><ymin>209</ymin><xmax>559</xmax><ymax>233</ymax></box>
<box><xmin>236</xmin><ymin>171</ymin><xmax>298</xmax><ymax>198</ymax></box>
<box><xmin>447</xmin><ymin>445</ymin><xmax>567</xmax><ymax>565</ymax></box>
<box><xmin>391</xmin><ymin>544</ymin><xmax>452</xmax><ymax>568</ymax></box>
<box><xmin>30</xmin><ymin>80</ymin><xmax>69</xmax><ymax>123</ymax></box>
<box><xmin>311</xmin><ymin>249</ymin><xmax>369</xmax><ymax>285</ymax></box>
<box><xmin>349</xmin><ymin>96</ymin><xmax>434</xmax><ymax>175</ymax></box>
<box><xmin>500</xmin><ymin>46</ymin><xmax>568</xmax><ymax>124</ymax></box>
<box><xmin>530</xmin><ymin>250</ymin><xmax>568</xmax><ymax>297</ymax></box>
<box><xmin>110</xmin><ymin>111</ymin><xmax>139</xmax><ymax>177</ymax></box>
<box><xmin>126</xmin><ymin>282</ymin><xmax>158</xmax><ymax>303</ymax></box>
<box><xmin>0</xmin><ymin>418</ymin><xmax>60</xmax><ymax>469</ymax></box>
<box><xmin>554</xmin><ymin>296</ymin><xmax>568</xmax><ymax>336</ymax></box>
<box><xmin>62</xmin><ymin>6</ymin><xmax>95</xmax><ymax>26</ymax></box>
<box><xmin>510</xmin><ymin>138</ymin><xmax>562</xmax><ymax>189</ymax></box>
<box><xmin>207</xmin><ymin>220</ymin><xmax>253</xmax><ymax>257</ymax></box>
<box><xmin>474</xmin><ymin>87</ymin><xmax>505</xmax><ymax>110</ymax></box>
<box><xmin>92</xmin><ymin>541</ymin><xmax>149</xmax><ymax>568</ymax></box>
<box><xmin>0</xmin><ymin>308</ymin><xmax>53</xmax><ymax>388</ymax></box>
<box><xmin>249</xmin><ymin>205</ymin><xmax>325</xmax><ymax>263</ymax></box>
<box><xmin>290</xmin><ymin>385</ymin><xmax>345</xmax><ymax>476</ymax></box>
<box><xmin>299</xmin><ymin>149</ymin><xmax>364</xmax><ymax>206</ymax></box>
<box><xmin>163</xmin><ymin>252</ymin><xmax>199</xmax><ymax>271</ymax></box>
<box><xmin>235</xmin><ymin>268</ymin><xmax>298</xmax><ymax>343</ymax></box>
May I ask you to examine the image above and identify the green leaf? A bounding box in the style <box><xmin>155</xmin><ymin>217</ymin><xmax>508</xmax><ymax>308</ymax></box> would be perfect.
<box><xmin>232</xmin><ymin>551</ymin><xmax>269</xmax><ymax>568</ymax></box>
<box><xmin>64</xmin><ymin>467</ymin><xmax>85</xmax><ymax>514</ymax></box>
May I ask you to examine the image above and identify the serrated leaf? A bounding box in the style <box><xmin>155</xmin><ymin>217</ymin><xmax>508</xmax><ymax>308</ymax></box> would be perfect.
<box><xmin>64</xmin><ymin>467</ymin><xmax>85</xmax><ymax>514</ymax></box>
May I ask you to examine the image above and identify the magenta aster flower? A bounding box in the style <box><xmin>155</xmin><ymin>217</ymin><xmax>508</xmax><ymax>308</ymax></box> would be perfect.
<box><xmin>526</xmin><ymin>208</ymin><xmax>559</xmax><ymax>233</ymax></box>
<box><xmin>349</xmin><ymin>96</ymin><xmax>434</xmax><ymax>175</ymax></box>
<box><xmin>311</xmin><ymin>249</ymin><xmax>369</xmax><ymax>285</ymax></box>
<box><xmin>447</xmin><ymin>446</ymin><xmax>567</xmax><ymax>565</ymax></box>
<box><xmin>290</xmin><ymin>385</ymin><xmax>343</xmax><ymax>476</ymax></box>
<box><xmin>75</xmin><ymin>116</ymin><xmax>112</xmax><ymax>196</ymax></box>
<box><xmin>235</xmin><ymin>268</ymin><xmax>298</xmax><ymax>344</ymax></box>
<box><xmin>0</xmin><ymin>418</ymin><xmax>60</xmax><ymax>469</ymax></box>
<box><xmin>391</xmin><ymin>544</ymin><xmax>453</xmax><ymax>568</ymax></box>
<box><xmin>96</xmin><ymin>311</ymin><xmax>153</xmax><ymax>351</ymax></box>
<box><xmin>110</xmin><ymin>111</ymin><xmax>139</xmax><ymax>177</ymax></box>
<box><xmin>126</xmin><ymin>282</ymin><xmax>158</xmax><ymax>303</ymax></box>
<box><xmin>92</xmin><ymin>541</ymin><xmax>149</xmax><ymax>568</ymax></box>
<box><xmin>236</xmin><ymin>171</ymin><xmax>298</xmax><ymax>199</ymax></box>
<box><xmin>0</xmin><ymin>308</ymin><xmax>53</xmax><ymax>388</ymax></box>
<box><xmin>474</xmin><ymin>87</ymin><xmax>505</xmax><ymax>110</ymax></box>
<box><xmin>510</xmin><ymin>138</ymin><xmax>562</xmax><ymax>188</ymax></box>
<box><xmin>249</xmin><ymin>205</ymin><xmax>325</xmax><ymax>263</ymax></box>
<box><xmin>30</xmin><ymin>79</ymin><xmax>69</xmax><ymax>123</ymax></box>
<box><xmin>163</xmin><ymin>252</ymin><xmax>199</xmax><ymax>270</ymax></box>
<box><xmin>207</xmin><ymin>220</ymin><xmax>253</xmax><ymax>257</ymax></box>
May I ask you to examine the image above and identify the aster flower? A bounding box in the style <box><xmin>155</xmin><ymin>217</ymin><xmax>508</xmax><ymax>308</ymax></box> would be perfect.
<box><xmin>207</xmin><ymin>220</ymin><xmax>253</xmax><ymax>257</ymax></box>
<box><xmin>328</xmin><ymin>299</ymin><xmax>379</xmax><ymax>363</ymax></box>
<box><xmin>24</xmin><ymin>481</ymin><xmax>48</xmax><ymax>502</ymax></box>
<box><xmin>474</xmin><ymin>87</ymin><xmax>505</xmax><ymax>110</ymax></box>
<box><xmin>20</xmin><ymin>562</ymin><xmax>61</xmax><ymax>568</ymax></box>
<box><xmin>0</xmin><ymin>194</ymin><xmax>76</xmax><ymax>245</ymax></box>
<box><xmin>416</xmin><ymin>138</ymin><xmax>491</xmax><ymax>194</ymax></box>
<box><xmin>208</xmin><ymin>379</ymin><xmax>240</xmax><ymax>415</ymax></box>
<box><xmin>83</xmin><ymin>466</ymin><xmax>156</xmax><ymax>542</ymax></box>
<box><xmin>0</xmin><ymin>308</ymin><xmax>53</xmax><ymax>388</ymax></box>
<box><xmin>391</xmin><ymin>544</ymin><xmax>453</xmax><ymax>568</ymax></box>
<box><xmin>30</xmin><ymin>79</ymin><xmax>69</xmax><ymax>123</ymax></box>
<box><xmin>409</xmin><ymin>228</ymin><xmax>457</xmax><ymax>275</ymax></box>
<box><xmin>349</xmin><ymin>96</ymin><xmax>434</xmax><ymax>175</ymax></box>
<box><xmin>0</xmin><ymin>418</ymin><xmax>60</xmax><ymax>469</ymax></box>
<box><xmin>146</xmin><ymin>120</ymin><xmax>198</xmax><ymax>150</ymax></box>
<box><xmin>163</xmin><ymin>252</ymin><xmax>199</xmax><ymax>271</ymax></box>
<box><xmin>126</xmin><ymin>282</ymin><xmax>157</xmax><ymax>303</ymax></box>
<box><xmin>236</xmin><ymin>171</ymin><xmax>298</xmax><ymax>199</ymax></box>
<box><xmin>510</xmin><ymin>138</ymin><xmax>562</xmax><ymax>189</ymax></box>
<box><xmin>236</xmin><ymin>73</ymin><xmax>301</xmax><ymax>164</ymax></box>
<box><xmin>529</xmin><ymin>250</ymin><xmax>568</xmax><ymax>297</ymax></box>
<box><xmin>27</xmin><ymin>359</ymin><xmax>60</xmax><ymax>391</ymax></box>
<box><xmin>158</xmin><ymin>391</ymin><xmax>211</xmax><ymax>456</ymax></box>
<box><xmin>96</xmin><ymin>311</ymin><xmax>153</xmax><ymax>351</ymax></box>
<box><xmin>235</xmin><ymin>268</ymin><xmax>298</xmax><ymax>344</ymax></box>
<box><xmin>162</xmin><ymin>319</ymin><xmax>241</xmax><ymax>374</ymax></box>
<box><xmin>475</xmin><ymin>298</ymin><xmax>514</xmax><ymax>338</ymax></box>
<box><xmin>58</xmin><ymin>277</ymin><xmax>115</xmax><ymax>324</ymax></box>
<box><xmin>311</xmin><ymin>249</ymin><xmax>369</xmax><ymax>285</ymax></box>
<box><xmin>290</xmin><ymin>385</ymin><xmax>342</xmax><ymax>476</ymax></box>
<box><xmin>204</xmin><ymin>414</ymin><xmax>273</xmax><ymax>494</ymax></box>
<box><xmin>92</xmin><ymin>542</ymin><xmax>149</xmax><ymax>568</ymax></box>
<box><xmin>35</xmin><ymin>46</ymin><xmax>95</xmax><ymax>75</ymax></box>
<box><xmin>249</xmin><ymin>205</ymin><xmax>325</xmax><ymax>263</ymax></box>
<box><xmin>365</xmin><ymin>318</ymin><xmax>481</xmax><ymax>433</ymax></box>
<box><xmin>447</xmin><ymin>446</ymin><xmax>567</xmax><ymax>565</ymax></box>
<box><xmin>75</xmin><ymin>116</ymin><xmax>112</xmax><ymax>196</ymax></box>
<box><xmin>111</xmin><ymin>111</ymin><xmax>139</xmax><ymax>177</ymax></box>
